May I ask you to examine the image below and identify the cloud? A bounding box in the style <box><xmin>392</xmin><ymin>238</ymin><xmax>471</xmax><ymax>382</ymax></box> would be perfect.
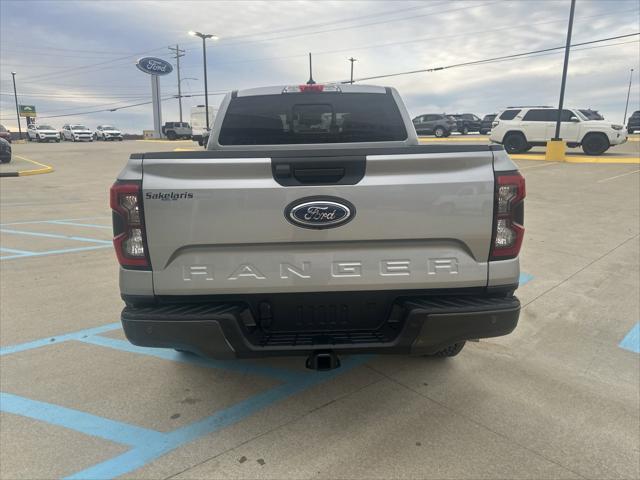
<box><xmin>1</xmin><ymin>0</ymin><xmax>638</xmax><ymax>131</ymax></box>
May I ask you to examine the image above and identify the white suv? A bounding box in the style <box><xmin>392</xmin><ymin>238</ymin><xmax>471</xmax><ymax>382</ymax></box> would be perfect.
<box><xmin>95</xmin><ymin>125</ymin><xmax>123</xmax><ymax>141</ymax></box>
<box><xmin>27</xmin><ymin>124</ymin><xmax>60</xmax><ymax>143</ymax></box>
<box><xmin>60</xmin><ymin>124</ymin><xmax>94</xmax><ymax>142</ymax></box>
<box><xmin>490</xmin><ymin>107</ymin><xmax>627</xmax><ymax>155</ymax></box>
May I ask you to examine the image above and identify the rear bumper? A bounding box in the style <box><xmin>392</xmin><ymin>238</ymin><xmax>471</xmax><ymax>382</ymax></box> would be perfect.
<box><xmin>121</xmin><ymin>294</ymin><xmax>520</xmax><ymax>359</ymax></box>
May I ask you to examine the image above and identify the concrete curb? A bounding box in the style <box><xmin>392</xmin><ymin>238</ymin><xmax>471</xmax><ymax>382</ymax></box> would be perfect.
<box><xmin>0</xmin><ymin>155</ymin><xmax>54</xmax><ymax>177</ymax></box>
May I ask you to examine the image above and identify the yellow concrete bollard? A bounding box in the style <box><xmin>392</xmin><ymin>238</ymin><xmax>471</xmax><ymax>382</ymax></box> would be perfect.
<box><xmin>545</xmin><ymin>139</ymin><xmax>566</xmax><ymax>161</ymax></box>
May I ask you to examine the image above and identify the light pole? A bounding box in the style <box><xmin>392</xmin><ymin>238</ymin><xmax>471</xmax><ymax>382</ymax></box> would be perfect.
<box><xmin>623</xmin><ymin>68</ymin><xmax>634</xmax><ymax>125</ymax></box>
<box><xmin>189</xmin><ymin>31</ymin><xmax>218</xmax><ymax>132</ymax></box>
<box><xmin>10</xmin><ymin>72</ymin><xmax>22</xmax><ymax>140</ymax></box>
<box><xmin>348</xmin><ymin>57</ymin><xmax>357</xmax><ymax>84</ymax></box>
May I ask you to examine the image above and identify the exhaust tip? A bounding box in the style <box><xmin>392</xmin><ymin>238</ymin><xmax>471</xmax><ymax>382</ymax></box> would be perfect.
<box><xmin>306</xmin><ymin>350</ymin><xmax>341</xmax><ymax>371</ymax></box>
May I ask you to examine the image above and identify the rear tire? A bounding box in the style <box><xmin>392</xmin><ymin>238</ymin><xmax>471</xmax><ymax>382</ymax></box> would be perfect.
<box><xmin>166</xmin><ymin>130</ymin><xmax>177</xmax><ymax>140</ymax></box>
<box><xmin>581</xmin><ymin>133</ymin><xmax>609</xmax><ymax>155</ymax></box>
<box><xmin>429</xmin><ymin>342</ymin><xmax>466</xmax><ymax>357</ymax></box>
<box><xmin>503</xmin><ymin>132</ymin><xmax>528</xmax><ymax>154</ymax></box>
<box><xmin>479</xmin><ymin>129</ymin><xmax>487</xmax><ymax>135</ymax></box>
<box><xmin>434</xmin><ymin>126</ymin><xmax>445</xmax><ymax>138</ymax></box>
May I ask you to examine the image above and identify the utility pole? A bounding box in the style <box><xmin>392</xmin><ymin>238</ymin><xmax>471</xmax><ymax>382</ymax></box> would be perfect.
<box><xmin>623</xmin><ymin>68</ymin><xmax>634</xmax><ymax>125</ymax></box>
<box><xmin>168</xmin><ymin>44</ymin><xmax>186</xmax><ymax>123</ymax></box>
<box><xmin>10</xmin><ymin>72</ymin><xmax>22</xmax><ymax>140</ymax></box>
<box><xmin>348</xmin><ymin>57</ymin><xmax>357</xmax><ymax>84</ymax></box>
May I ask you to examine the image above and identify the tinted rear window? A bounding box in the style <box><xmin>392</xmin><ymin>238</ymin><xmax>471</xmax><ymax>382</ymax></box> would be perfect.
<box><xmin>218</xmin><ymin>92</ymin><xmax>408</xmax><ymax>145</ymax></box>
<box><xmin>499</xmin><ymin>109</ymin><xmax>520</xmax><ymax>120</ymax></box>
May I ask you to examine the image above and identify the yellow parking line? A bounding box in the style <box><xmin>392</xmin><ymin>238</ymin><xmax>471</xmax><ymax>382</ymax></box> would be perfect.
<box><xmin>173</xmin><ymin>148</ymin><xmax>197</xmax><ymax>151</ymax></box>
<box><xmin>511</xmin><ymin>153</ymin><xmax>640</xmax><ymax>164</ymax></box>
<box><xmin>136</xmin><ymin>139</ymin><xmax>192</xmax><ymax>144</ymax></box>
<box><xmin>9</xmin><ymin>155</ymin><xmax>54</xmax><ymax>176</ymax></box>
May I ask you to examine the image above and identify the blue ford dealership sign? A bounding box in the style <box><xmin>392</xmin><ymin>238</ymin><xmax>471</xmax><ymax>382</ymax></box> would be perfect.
<box><xmin>136</xmin><ymin>57</ymin><xmax>173</xmax><ymax>76</ymax></box>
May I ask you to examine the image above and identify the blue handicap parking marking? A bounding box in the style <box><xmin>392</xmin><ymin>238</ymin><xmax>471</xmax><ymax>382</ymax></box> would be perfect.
<box><xmin>0</xmin><ymin>320</ymin><xmax>370</xmax><ymax>479</ymax></box>
<box><xmin>619</xmin><ymin>322</ymin><xmax>640</xmax><ymax>354</ymax></box>
<box><xmin>44</xmin><ymin>220</ymin><xmax>112</xmax><ymax>229</ymax></box>
<box><xmin>519</xmin><ymin>272</ymin><xmax>534</xmax><ymax>286</ymax></box>
<box><xmin>0</xmin><ymin>216</ymin><xmax>112</xmax><ymax>261</ymax></box>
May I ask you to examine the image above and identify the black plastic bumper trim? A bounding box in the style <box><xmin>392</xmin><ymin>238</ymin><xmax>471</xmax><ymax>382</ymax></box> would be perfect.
<box><xmin>121</xmin><ymin>294</ymin><xmax>520</xmax><ymax>359</ymax></box>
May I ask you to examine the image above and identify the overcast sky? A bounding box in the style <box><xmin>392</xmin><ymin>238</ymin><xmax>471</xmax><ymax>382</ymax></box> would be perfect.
<box><xmin>1</xmin><ymin>0</ymin><xmax>639</xmax><ymax>133</ymax></box>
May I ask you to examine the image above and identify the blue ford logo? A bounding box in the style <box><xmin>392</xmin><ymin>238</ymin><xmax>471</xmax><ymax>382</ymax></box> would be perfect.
<box><xmin>136</xmin><ymin>57</ymin><xmax>173</xmax><ymax>76</ymax></box>
<box><xmin>286</xmin><ymin>197</ymin><xmax>355</xmax><ymax>229</ymax></box>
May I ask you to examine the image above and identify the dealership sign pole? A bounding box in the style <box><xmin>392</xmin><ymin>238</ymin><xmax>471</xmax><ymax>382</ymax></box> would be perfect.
<box><xmin>136</xmin><ymin>57</ymin><xmax>173</xmax><ymax>139</ymax></box>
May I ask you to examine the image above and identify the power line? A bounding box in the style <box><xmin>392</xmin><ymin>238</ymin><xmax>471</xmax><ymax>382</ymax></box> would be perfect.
<box><xmin>346</xmin><ymin>33</ymin><xmax>640</xmax><ymax>83</ymax></box>
<box><xmin>16</xmin><ymin>1</ymin><xmax>490</xmax><ymax>85</ymax></box>
<box><xmin>208</xmin><ymin>1</ymin><xmax>499</xmax><ymax>50</ymax></box>
<box><xmin>31</xmin><ymin>92</ymin><xmax>229</xmax><ymax>119</ymax></box>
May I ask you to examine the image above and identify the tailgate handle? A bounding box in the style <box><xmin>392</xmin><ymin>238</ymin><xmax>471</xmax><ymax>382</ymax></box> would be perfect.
<box><xmin>294</xmin><ymin>167</ymin><xmax>345</xmax><ymax>184</ymax></box>
<box><xmin>271</xmin><ymin>156</ymin><xmax>365</xmax><ymax>186</ymax></box>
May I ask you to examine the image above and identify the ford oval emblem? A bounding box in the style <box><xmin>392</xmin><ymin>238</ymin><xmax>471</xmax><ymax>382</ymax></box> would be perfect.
<box><xmin>136</xmin><ymin>57</ymin><xmax>173</xmax><ymax>76</ymax></box>
<box><xmin>285</xmin><ymin>197</ymin><xmax>355</xmax><ymax>229</ymax></box>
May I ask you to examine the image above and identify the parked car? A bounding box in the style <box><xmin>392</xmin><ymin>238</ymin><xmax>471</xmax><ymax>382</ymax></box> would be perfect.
<box><xmin>627</xmin><ymin>110</ymin><xmax>640</xmax><ymax>134</ymax></box>
<box><xmin>451</xmin><ymin>113</ymin><xmax>482</xmax><ymax>134</ymax></box>
<box><xmin>95</xmin><ymin>125</ymin><xmax>123</xmax><ymax>141</ymax></box>
<box><xmin>479</xmin><ymin>114</ymin><xmax>497</xmax><ymax>135</ymax></box>
<box><xmin>191</xmin><ymin>105</ymin><xmax>216</xmax><ymax>146</ymax></box>
<box><xmin>0</xmin><ymin>124</ymin><xmax>11</xmax><ymax>143</ymax></box>
<box><xmin>27</xmin><ymin>124</ymin><xmax>60</xmax><ymax>143</ymax></box>
<box><xmin>579</xmin><ymin>109</ymin><xmax>604</xmax><ymax>120</ymax></box>
<box><xmin>61</xmin><ymin>124</ymin><xmax>94</xmax><ymax>142</ymax></box>
<box><xmin>412</xmin><ymin>113</ymin><xmax>457</xmax><ymax>137</ymax></box>
<box><xmin>0</xmin><ymin>137</ymin><xmax>11</xmax><ymax>163</ymax></box>
<box><xmin>162</xmin><ymin>122</ymin><xmax>192</xmax><ymax>140</ymax></box>
<box><xmin>490</xmin><ymin>106</ymin><xmax>627</xmax><ymax>155</ymax></box>
<box><xmin>111</xmin><ymin>83</ymin><xmax>525</xmax><ymax>370</ymax></box>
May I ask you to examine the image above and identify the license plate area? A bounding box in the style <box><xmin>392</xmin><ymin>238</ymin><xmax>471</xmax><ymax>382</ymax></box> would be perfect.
<box><xmin>252</xmin><ymin>291</ymin><xmax>401</xmax><ymax>332</ymax></box>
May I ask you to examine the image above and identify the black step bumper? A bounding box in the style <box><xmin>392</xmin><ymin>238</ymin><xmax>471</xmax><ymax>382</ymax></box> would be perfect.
<box><xmin>121</xmin><ymin>294</ymin><xmax>520</xmax><ymax>359</ymax></box>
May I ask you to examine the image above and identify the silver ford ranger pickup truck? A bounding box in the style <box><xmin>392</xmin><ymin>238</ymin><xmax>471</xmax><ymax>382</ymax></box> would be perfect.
<box><xmin>110</xmin><ymin>83</ymin><xmax>525</xmax><ymax>370</ymax></box>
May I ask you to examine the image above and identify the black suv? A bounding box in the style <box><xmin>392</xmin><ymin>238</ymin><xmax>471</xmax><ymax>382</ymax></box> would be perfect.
<box><xmin>479</xmin><ymin>114</ymin><xmax>496</xmax><ymax>135</ymax></box>
<box><xmin>627</xmin><ymin>110</ymin><xmax>640</xmax><ymax>134</ymax></box>
<box><xmin>412</xmin><ymin>114</ymin><xmax>458</xmax><ymax>137</ymax></box>
<box><xmin>451</xmin><ymin>114</ymin><xmax>482</xmax><ymax>134</ymax></box>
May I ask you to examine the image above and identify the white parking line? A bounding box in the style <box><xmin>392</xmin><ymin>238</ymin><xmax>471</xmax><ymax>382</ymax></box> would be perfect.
<box><xmin>597</xmin><ymin>169</ymin><xmax>640</xmax><ymax>183</ymax></box>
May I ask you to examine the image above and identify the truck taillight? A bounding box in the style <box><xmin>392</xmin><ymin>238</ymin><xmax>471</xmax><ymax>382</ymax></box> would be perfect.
<box><xmin>110</xmin><ymin>181</ymin><xmax>150</xmax><ymax>268</ymax></box>
<box><xmin>491</xmin><ymin>172</ymin><xmax>525</xmax><ymax>260</ymax></box>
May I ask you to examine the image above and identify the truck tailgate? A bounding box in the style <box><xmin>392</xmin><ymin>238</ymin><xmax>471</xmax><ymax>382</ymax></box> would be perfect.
<box><xmin>142</xmin><ymin>147</ymin><xmax>495</xmax><ymax>295</ymax></box>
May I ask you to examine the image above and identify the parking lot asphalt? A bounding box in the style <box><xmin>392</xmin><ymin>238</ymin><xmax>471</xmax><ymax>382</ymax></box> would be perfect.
<box><xmin>1</xmin><ymin>141</ymin><xmax>639</xmax><ymax>480</ymax></box>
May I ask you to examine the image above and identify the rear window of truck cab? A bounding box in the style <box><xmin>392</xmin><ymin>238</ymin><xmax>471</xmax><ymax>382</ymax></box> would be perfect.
<box><xmin>218</xmin><ymin>92</ymin><xmax>408</xmax><ymax>145</ymax></box>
